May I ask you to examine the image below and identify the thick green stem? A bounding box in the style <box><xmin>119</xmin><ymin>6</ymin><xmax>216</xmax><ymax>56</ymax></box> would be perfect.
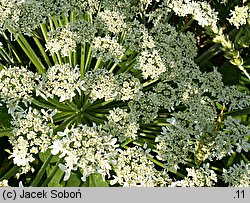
<box><xmin>179</xmin><ymin>18</ymin><xmax>194</xmax><ymax>32</ymax></box>
<box><xmin>1</xmin><ymin>32</ymin><xmax>22</xmax><ymax>63</ymax></box>
<box><xmin>16</xmin><ymin>34</ymin><xmax>46</xmax><ymax>74</ymax></box>
<box><xmin>142</xmin><ymin>78</ymin><xmax>159</xmax><ymax>88</ymax></box>
<box><xmin>84</xmin><ymin>112</ymin><xmax>105</xmax><ymax>124</ymax></box>
<box><xmin>87</xmin><ymin>99</ymin><xmax>115</xmax><ymax>110</ymax></box>
<box><xmin>33</xmin><ymin>36</ymin><xmax>52</xmax><ymax>67</ymax></box>
<box><xmin>80</xmin><ymin>43</ymin><xmax>86</xmax><ymax>79</ymax></box>
<box><xmin>40</xmin><ymin>23</ymin><xmax>58</xmax><ymax>64</ymax></box>
<box><xmin>85</xmin><ymin>44</ymin><xmax>92</xmax><ymax>72</ymax></box>
<box><xmin>31</xmin><ymin>153</ymin><xmax>53</xmax><ymax>187</ymax></box>
<box><xmin>94</xmin><ymin>58</ymin><xmax>102</xmax><ymax>70</ymax></box>
<box><xmin>41</xmin><ymin>158</ymin><xmax>63</xmax><ymax>187</ymax></box>
<box><xmin>47</xmin><ymin>98</ymin><xmax>75</xmax><ymax>111</ymax></box>
<box><xmin>121</xmin><ymin>139</ymin><xmax>134</xmax><ymax>148</ymax></box>
<box><xmin>0</xmin><ymin>165</ymin><xmax>19</xmax><ymax>181</ymax></box>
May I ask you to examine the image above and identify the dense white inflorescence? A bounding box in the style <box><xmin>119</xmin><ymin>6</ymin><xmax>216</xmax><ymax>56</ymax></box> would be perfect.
<box><xmin>50</xmin><ymin>124</ymin><xmax>118</xmax><ymax>181</ymax></box>
<box><xmin>9</xmin><ymin>107</ymin><xmax>55</xmax><ymax>174</ymax></box>
<box><xmin>222</xmin><ymin>161</ymin><xmax>250</xmax><ymax>187</ymax></box>
<box><xmin>0</xmin><ymin>0</ymin><xmax>249</xmax><ymax>187</ymax></box>
<box><xmin>36</xmin><ymin>64</ymin><xmax>81</xmax><ymax>102</ymax></box>
<box><xmin>227</xmin><ymin>5</ymin><xmax>249</xmax><ymax>29</ymax></box>
<box><xmin>0</xmin><ymin>66</ymin><xmax>39</xmax><ymax>115</ymax></box>
<box><xmin>171</xmin><ymin>164</ymin><xmax>218</xmax><ymax>187</ymax></box>
<box><xmin>110</xmin><ymin>147</ymin><xmax>171</xmax><ymax>187</ymax></box>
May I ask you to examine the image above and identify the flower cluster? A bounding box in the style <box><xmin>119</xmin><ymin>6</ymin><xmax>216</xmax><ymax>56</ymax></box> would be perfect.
<box><xmin>171</xmin><ymin>164</ymin><xmax>218</xmax><ymax>187</ymax></box>
<box><xmin>0</xmin><ymin>180</ymin><xmax>9</xmax><ymax>187</ymax></box>
<box><xmin>46</xmin><ymin>26</ymin><xmax>78</xmax><ymax>57</ymax></box>
<box><xmin>110</xmin><ymin>147</ymin><xmax>170</xmax><ymax>187</ymax></box>
<box><xmin>137</xmin><ymin>49</ymin><xmax>166</xmax><ymax>79</ymax></box>
<box><xmin>0</xmin><ymin>0</ymin><xmax>21</xmax><ymax>31</ymax></box>
<box><xmin>167</xmin><ymin>0</ymin><xmax>218</xmax><ymax>27</ymax></box>
<box><xmin>97</xmin><ymin>9</ymin><xmax>126</xmax><ymax>34</ymax></box>
<box><xmin>0</xmin><ymin>66</ymin><xmax>38</xmax><ymax>114</ymax></box>
<box><xmin>9</xmin><ymin>107</ymin><xmax>55</xmax><ymax>174</ymax></box>
<box><xmin>222</xmin><ymin>161</ymin><xmax>250</xmax><ymax>187</ymax></box>
<box><xmin>50</xmin><ymin>124</ymin><xmax>118</xmax><ymax>181</ymax></box>
<box><xmin>0</xmin><ymin>0</ymin><xmax>249</xmax><ymax>188</ymax></box>
<box><xmin>155</xmin><ymin>121</ymin><xmax>193</xmax><ymax>170</ymax></box>
<box><xmin>81</xmin><ymin>69</ymin><xmax>118</xmax><ymax>102</ymax></box>
<box><xmin>81</xmin><ymin>69</ymin><xmax>141</xmax><ymax>102</ymax></box>
<box><xmin>227</xmin><ymin>5</ymin><xmax>249</xmax><ymax>29</ymax></box>
<box><xmin>92</xmin><ymin>35</ymin><xmax>125</xmax><ymax>63</ymax></box>
<box><xmin>36</xmin><ymin>64</ymin><xmax>81</xmax><ymax>102</ymax></box>
<box><xmin>106</xmin><ymin>108</ymin><xmax>140</xmax><ymax>142</ymax></box>
<box><xmin>116</xmin><ymin>73</ymin><xmax>142</xmax><ymax>101</ymax></box>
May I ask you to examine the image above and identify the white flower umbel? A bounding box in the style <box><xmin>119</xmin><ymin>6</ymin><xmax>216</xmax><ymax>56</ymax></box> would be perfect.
<box><xmin>0</xmin><ymin>66</ymin><xmax>38</xmax><ymax>114</ymax></box>
<box><xmin>50</xmin><ymin>124</ymin><xmax>118</xmax><ymax>181</ymax></box>
<box><xmin>46</xmin><ymin>26</ymin><xmax>78</xmax><ymax>57</ymax></box>
<box><xmin>228</xmin><ymin>5</ymin><xmax>249</xmax><ymax>29</ymax></box>
<box><xmin>222</xmin><ymin>161</ymin><xmax>250</xmax><ymax>187</ymax></box>
<box><xmin>0</xmin><ymin>0</ymin><xmax>21</xmax><ymax>30</ymax></box>
<box><xmin>92</xmin><ymin>35</ymin><xmax>125</xmax><ymax>63</ymax></box>
<box><xmin>81</xmin><ymin>69</ymin><xmax>119</xmax><ymax>102</ymax></box>
<box><xmin>137</xmin><ymin>49</ymin><xmax>166</xmax><ymax>79</ymax></box>
<box><xmin>167</xmin><ymin>0</ymin><xmax>218</xmax><ymax>27</ymax></box>
<box><xmin>116</xmin><ymin>73</ymin><xmax>142</xmax><ymax>101</ymax></box>
<box><xmin>36</xmin><ymin>64</ymin><xmax>80</xmax><ymax>102</ymax></box>
<box><xmin>106</xmin><ymin>107</ymin><xmax>140</xmax><ymax>142</ymax></box>
<box><xmin>9</xmin><ymin>107</ymin><xmax>54</xmax><ymax>174</ymax></box>
<box><xmin>110</xmin><ymin>147</ymin><xmax>170</xmax><ymax>187</ymax></box>
<box><xmin>171</xmin><ymin>163</ymin><xmax>217</xmax><ymax>187</ymax></box>
<box><xmin>98</xmin><ymin>9</ymin><xmax>126</xmax><ymax>34</ymax></box>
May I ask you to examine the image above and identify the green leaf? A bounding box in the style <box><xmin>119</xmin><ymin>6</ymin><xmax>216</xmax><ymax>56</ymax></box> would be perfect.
<box><xmin>0</xmin><ymin>128</ymin><xmax>13</xmax><ymax>138</ymax></box>
<box><xmin>219</xmin><ymin>61</ymin><xmax>241</xmax><ymax>85</ymax></box>
<box><xmin>0</xmin><ymin>165</ymin><xmax>19</xmax><ymax>181</ymax></box>
<box><xmin>0</xmin><ymin>107</ymin><xmax>12</xmax><ymax>128</ymax></box>
<box><xmin>39</xmin><ymin>150</ymin><xmax>60</xmax><ymax>163</ymax></box>
<box><xmin>88</xmin><ymin>173</ymin><xmax>109</xmax><ymax>187</ymax></box>
<box><xmin>48</xmin><ymin>166</ymin><xmax>64</xmax><ymax>187</ymax></box>
<box><xmin>66</xmin><ymin>172</ymin><xmax>82</xmax><ymax>187</ymax></box>
<box><xmin>225</xmin><ymin>107</ymin><xmax>250</xmax><ymax>117</ymax></box>
<box><xmin>225</xmin><ymin>152</ymin><xmax>237</xmax><ymax>168</ymax></box>
<box><xmin>53</xmin><ymin>111</ymin><xmax>75</xmax><ymax>123</ymax></box>
<box><xmin>31</xmin><ymin>153</ymin><xmax>53</xmax><ymax>186</ymax></box>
